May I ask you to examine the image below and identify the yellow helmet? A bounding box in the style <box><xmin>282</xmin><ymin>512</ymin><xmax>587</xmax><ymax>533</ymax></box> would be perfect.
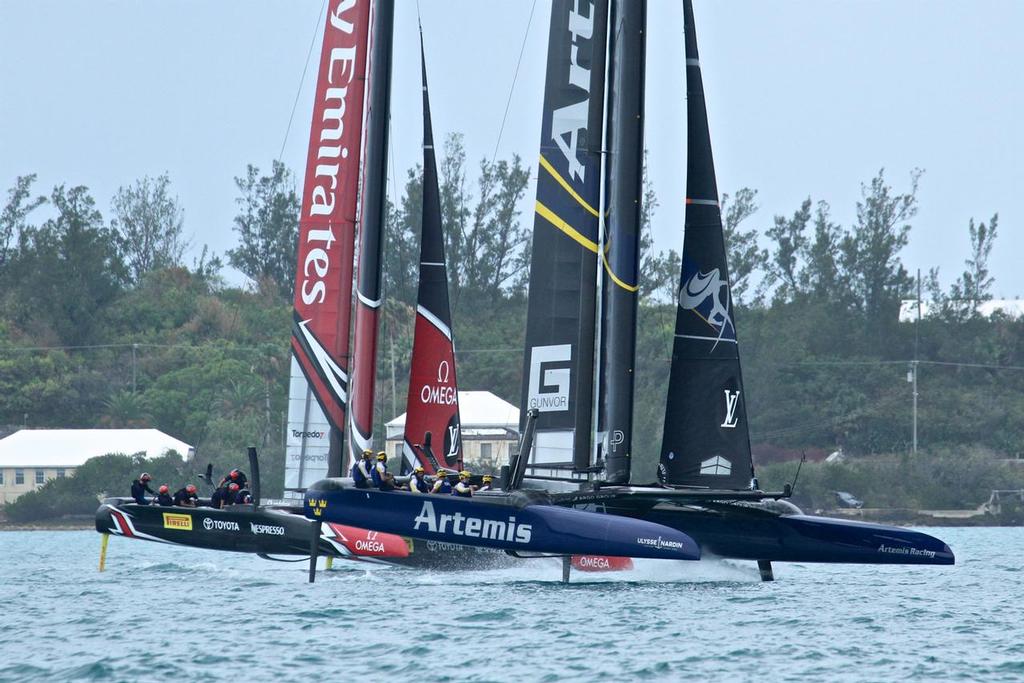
<box><xmin>377</xmin><ymin>452</ymin><xmax>387</xmax><ymax>461</ymax></box>
<box><xmin>482</xmin><ymin>475</ymin><xmax>493</xmax><ymax>482</ymax></box>
<box><xmin>362</xmin><ymin>449</ymin><xmax>373</xmax><ymax>457</ymax></box>
<box><xmin>459</xmin><ymin>470</ymin><xmax>471</xmax><ymax>479</ymax></box>
<box><xmin>414</xmin><ymin>466</ymin><xmax>425</xmax><ymax>473</ymax></box>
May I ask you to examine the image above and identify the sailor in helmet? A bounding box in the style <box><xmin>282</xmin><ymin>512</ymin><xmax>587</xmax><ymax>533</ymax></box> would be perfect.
<box><xmin>431</xmin><ymin>470</ymin><xmax>453</xmax><ymax>494</ymax></box>
<box><xmin>452</xmin><ymin>470</ymin><xmax>474</xmax><ymax>497</ymax></box>
<box><xmin>222</xmin><ymin>482</ymin><xmax>240</xmax><ymax>507</ymax></box>
<box><xmin>172</xmin><ymin>483</ymin><xmax>199</xmax><ymax>507</ymax></box>
<box><xmin>130</xmin><ymin>472</ymin><xmax>155</xmax><ymax>505</ymax></box>
<box><xmin>352</xmin><ymin>449</ymin><xmax>374</xmax><ymax>489</ymax></box>
<box><xmin>408</xmin><ymin>465</ymin><xmax>430</xmax><ymax>493</ymax></box>
<box><xmin>155</xmin><ymin>485</ymin><xmax>174</xmax><ymax>507</ymax></box>
<box><xmin>371</xmin><ymin>451</ymin><xmax>389</xmax><ymax>489</ymax></box>
<box><xmin>478</xmin><ymin>474</ymin><xmax>494</xmax><ymax>492</ymax></box>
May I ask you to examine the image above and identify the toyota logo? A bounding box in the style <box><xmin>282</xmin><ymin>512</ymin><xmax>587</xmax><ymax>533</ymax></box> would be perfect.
<box><xmin>203</xmin><ymin>517</ymin><xmax>213</xmax><ymax>530</ymax></box>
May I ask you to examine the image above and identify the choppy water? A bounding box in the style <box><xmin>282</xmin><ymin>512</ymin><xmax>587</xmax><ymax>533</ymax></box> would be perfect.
<box><xmin>0</xmin><ymin>527</ymin><xmax>1021</xmax><ymax>681</ymax></box>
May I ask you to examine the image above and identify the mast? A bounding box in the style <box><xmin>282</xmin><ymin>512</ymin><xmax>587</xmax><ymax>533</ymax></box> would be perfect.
<box><xmin>348</xmin><ymin>0</ymin><xmax>395</xmax><ymax>469</ymax></box>
<box><xmin>598</xmin><ymin>0</ymin><xmax>646</xmax><ymax>484</ymax></box>
<box><xmin>519</xmin><ymin>0</ymin><xmax>609</xmax><ymax>474</ymax></box>
<box><xmin>400</xmin><ymin>33</ymin><xmax>462</xmax><ymax>475</ymax></box>
<box><xmin>284</xmin><ymin>0</ymin><xmax>372</xmax><ymax>496</ymax></box>
<box><xmin>657</xmin><ymin>0</ymin><xmax>754</xmax><ymax>489</ymax></box>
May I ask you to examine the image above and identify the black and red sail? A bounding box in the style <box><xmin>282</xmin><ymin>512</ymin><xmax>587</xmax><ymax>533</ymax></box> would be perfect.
<box><xmin>401</xmin><ymin>38</ymin><xmax>462</xmax><ymax>475</ymax></box>
<box><xmin>285</xmin><ymin>0</ymin><xmax>372</xmax><ymax>495</ymax></box>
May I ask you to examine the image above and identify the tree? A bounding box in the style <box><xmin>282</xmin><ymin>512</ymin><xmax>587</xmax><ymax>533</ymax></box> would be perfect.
<box><xmin>110</xmin><ymin>173</ymin><xmax>188</xmax><ymax>284</ymax></box>
<box><xmin>227</xmin><ymin>161</ymin><xmax>299</xmax><ymax>299</ymax></box>
<box><xmin>9</xmin><ymin>185</ymin><xmax>127</xmax><ymax>346</ymax></box>
<box><xmin>721</xmin><ymin>188</ymin><xmax>764</xmax><ymax>304</ymax></box>
<box><xmin>926</xmin><ymin>213</ymin><xmax>999</xmax><ymax>320</ymax></box>
<box><xmin>800</xmin><ymin>201</ymin><xmax>845</xmax><ymax>302</ymax></box>
<box><xmin>764</xmin><ymin>199</ymin><xmax>811</xmax><ymax>303</ymax></box>
<box><xmin>1</xmin><ymin>174</ymin><xmax>46</xmax><ymax>276</ymax></box>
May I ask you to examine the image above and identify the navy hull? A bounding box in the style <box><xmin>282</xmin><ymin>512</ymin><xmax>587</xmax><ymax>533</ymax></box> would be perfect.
<box><xmin>560</xmin><ymin>491</ymin><xmax>954</xmax><ymax>565</ymax></box>
<box><xmin>303</xmin><ymin>480</ymin><xmax>701</xmax><ymax>561</ymax></box>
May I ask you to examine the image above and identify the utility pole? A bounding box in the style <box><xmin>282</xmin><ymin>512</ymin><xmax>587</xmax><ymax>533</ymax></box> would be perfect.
<box><xmin>911</xmin><ymin>269</ymin><xmax>921</xmax><ymax>455</ymax></box>
<box><xmin>131</xmin><ymin>343</ymin><xmax>138</xmax><ymax>394</ymax></box>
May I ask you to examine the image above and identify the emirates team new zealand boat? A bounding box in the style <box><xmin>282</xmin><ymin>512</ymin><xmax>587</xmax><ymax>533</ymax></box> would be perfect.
<box><xmin>305</xmin><ymin>0</ymin><xmax>954</xmax><ymax>580</ymax></box>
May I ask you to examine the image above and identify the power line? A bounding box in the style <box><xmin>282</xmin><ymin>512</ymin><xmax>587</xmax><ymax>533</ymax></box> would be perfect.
<box><xmin>278</xmin><ymin>0</ymin><xmax>329</xmax><ymax>164</ymax></box>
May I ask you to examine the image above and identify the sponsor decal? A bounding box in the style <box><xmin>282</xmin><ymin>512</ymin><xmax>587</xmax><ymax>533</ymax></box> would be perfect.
<box><xmin>291</xmin><ymin>429</ymin><xmax>326</xmax><ymax>440</ymax></box>
<box><xmin>678</xmin><ymin>267</ymin><xmax>734</xmax><ymax>348</ymax></box>
<box><xmin>162</xmin><ymin>513</ymin><xmax>192</xmax><ymax>531</ymax></box>
<box><xmin>699</xmin><ymin>455</ymin><xmax>732</xmax><ymax>476</ymax></box>
<box><xmin>551</xmin><ymin>0</ymin><xmax>596</xmax><ymax>181</ymax></box>
<box><xmin>353</xmin><ymin>532</ymin><xmax>386</xmax><ymax>553</ymax></box>
<box><xmin>721</xmin><ymin>390</ymin><xmax>741</xmax><ymax>428</ymax></box>
<box><xmin>412</xmin><ymin>500</ymin><xmax>532</xmax><ymax>544</ymax></box>
<box><xmin>878</xmin><ymin>544</ymin><xmax>936</xmax><ymax>559</ymax></box>
<box><xmin>575</xmin><ymin>556</ymin><xmax>610</xmax><ymax>569</ymax></box>
<box><xmin>636</xmin><ymin>536</ymin><xmax>686</xmax><ymax>551</ymax></box>
<box><xmin>250</xmin><ymin>522</ymin><xmax>286</xmax><ymax>536</ymax></box>
<box><xmin>609</xmin><ymin>429</ymin><xmax>625</xmax><ymax>453</ymax></box>
<box><xmin>202</xmin><ymin>517</ymin><xmax>240</xmax><ymax>532</ymax></box>
<box><xmin>527</xmin><ymin>344</ymin><xmax>572</xmax><ymax>412</ymax></box>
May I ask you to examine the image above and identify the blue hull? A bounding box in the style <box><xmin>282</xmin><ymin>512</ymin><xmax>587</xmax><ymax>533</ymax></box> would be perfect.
<box><xmin>303</xmin><ymin>482</ymin><xmax>700</xmax><ymax>561</ymax></box>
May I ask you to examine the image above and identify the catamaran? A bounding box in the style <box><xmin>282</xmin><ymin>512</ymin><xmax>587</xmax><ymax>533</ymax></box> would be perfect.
<box><xmin>304</xmin><ymin>0</ymin><xmax>954</xmax><ymax>581</ymax></box>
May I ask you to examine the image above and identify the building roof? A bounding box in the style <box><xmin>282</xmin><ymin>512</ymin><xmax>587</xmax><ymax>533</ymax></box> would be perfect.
<box><xmin>0</xmin><ymin>429</ymin><xmax>193</xmax><ymax>468</ymax></box>
<box><xmin>385</xmin><ymin>391</ymin><xmax>519</xmax><ymax>438</ymax></box>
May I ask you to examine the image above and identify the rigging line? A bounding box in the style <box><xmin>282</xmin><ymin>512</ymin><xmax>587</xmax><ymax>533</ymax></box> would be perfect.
<box><xmin>277</xmin><ymin>0</ymin><xmax>329</xmax><ymax>165</ymax></box>
<box><xmin>491</xmin><ymin>0</ymin><xmax>538</xmax><ymax>165</ymax></box>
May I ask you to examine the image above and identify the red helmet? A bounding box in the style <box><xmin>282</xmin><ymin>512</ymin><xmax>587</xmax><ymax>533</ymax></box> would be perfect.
<box><xmin>186</xmin><ymin>484</ymin><xmax>197</xmax><ymax>494</ymax></box>
<box><xmin>228</xmin><ymin>483</ymin><xmax>240</xmax><ymax>492</ymax></box>
<box><xmin>140</xmin><ymin>473</ymin><xmax>151</xmax><ymax>482</ymax></box>
<box><xmin>229</xmin><ymin>470</ymin><xmax>240</xmax><ymax>480</ymax></box>
<box><xmin>158</xmin><ymin>485</ymin><xmax>169</xmax><ymax>494</ymax></box>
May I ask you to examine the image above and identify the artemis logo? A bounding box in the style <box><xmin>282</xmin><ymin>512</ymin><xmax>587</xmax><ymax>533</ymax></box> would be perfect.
<box><xmin>292</xmin><ymin>429</ymin><xmax>326</xmax><ymax>440</ymax></box>
<box><xmin>528</xmin><ymin>344</ymin><xmax>571</xmax><ymax>412</ymax></box>
<box><xmin>250</xmin><ymin>522</ymin><xmax>285</xmax><ymax>536</ymax></box>
<box><xmin>878</xmin><ymin>544</ymin><xmax>936</xmax><ymax>559</ymax></box>
<box><xmin>551</xmin><ymin>0</ymin><xmax>596</xmax><ymax>181</ymax></box>
<box><xmin>412</xmin><ymin>501</ymin><xmax>532</xmax><ymax>544</ymax></box>
<box><xmin>636</xmin><ymin>536</ymin><xmax>685</xmax><ymax>551</ymax></box>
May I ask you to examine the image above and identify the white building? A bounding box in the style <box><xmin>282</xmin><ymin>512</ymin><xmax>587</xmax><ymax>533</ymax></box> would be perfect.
<box><xmin>0</xmin><ymin>429</ymin><xmax>193</xmax><ymax>504</ymax></box>
<box><xmin>385</xmin><ymin>390</ymin><xmax>519</xmax><ymax>473</ymax></box>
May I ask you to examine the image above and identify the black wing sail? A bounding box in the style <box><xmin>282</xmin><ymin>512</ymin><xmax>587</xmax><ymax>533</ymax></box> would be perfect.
<box><xmin>658</xmin><ymin>0</ymin><xmax>754</xmax><ymax>489</ymax></box>
<box><xmin>519</xmin><ymin>0</ymin><xmax>609</xmax><ymax>472</ymax></box>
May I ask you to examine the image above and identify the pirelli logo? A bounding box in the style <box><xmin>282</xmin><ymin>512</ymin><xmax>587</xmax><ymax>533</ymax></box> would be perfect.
<box><xmin>162</xmin><ymin>513</ymin><xmax>193</xmax><ymax>531</ymax></box>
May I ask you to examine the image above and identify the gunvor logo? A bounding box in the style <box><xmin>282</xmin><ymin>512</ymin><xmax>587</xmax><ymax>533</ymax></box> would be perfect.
<box><xmin>162</xmin><ymin>513</ymin><xmax>192</xmax><ymax>531</ymax></box>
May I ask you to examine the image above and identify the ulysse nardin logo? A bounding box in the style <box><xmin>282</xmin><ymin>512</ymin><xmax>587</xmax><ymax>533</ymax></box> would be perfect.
<box><xmin>700</xmin><ymin>456</ymin><xmax>732</xmax><ymax>476</ymax></box>
<box><xmin>636</xmin><ymin>536</ymin><xmax>685</xmax><ymax>551</ymax></box>
<box><xmin>412</xmin><ymin>501</ymin><xmax>532</xmax><ymax>544</ymax></box>
<box><xmin>721</xmin><ymin>390</ymin><xmax>741</xmax><ymax>428</ymax></box>
<box><xmin>528</xmin><ymin>344</ymin><xmax>571</xmax><ymax>412</ymax></box>
<box><xmin>551</xmin><ymin>1</ymin><xmax>596</xmax><ymax>182</ymax></box>
<box><xmin>250</xmin><ymin>522</ymin><xmax>285</xmax><ymax>536</ymax></box>
<box><xmin>203</xmin><ymin>518</ymin><xmax>240</xmax><ymax>532</ymax></box>
<box><xmin>162</xmin><ymin>513</ymin><xmax>192</xmax><ymax>531</ymax></box>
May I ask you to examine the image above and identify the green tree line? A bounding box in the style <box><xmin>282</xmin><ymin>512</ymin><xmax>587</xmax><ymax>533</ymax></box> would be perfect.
<box><xmin>2</xmin><ymin>137</ymin><xmax>1021</xmax><ymax>521</ymax></box>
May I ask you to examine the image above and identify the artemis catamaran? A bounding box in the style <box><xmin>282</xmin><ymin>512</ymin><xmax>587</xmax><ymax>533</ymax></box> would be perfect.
<box><xmin>304</xmin><ymin>0</ymin><xmax>954</xmax><ymax>580</ymax></box>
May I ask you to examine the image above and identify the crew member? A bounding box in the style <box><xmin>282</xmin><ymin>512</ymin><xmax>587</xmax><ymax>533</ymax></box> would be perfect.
<box><xmin>372</xmin><ymin>452</ymin><xmax>389</xmax><ymax>488</ymax></box>
<box><xmin>408</xmin><ymin>466</ymin><xmax>430</xmax><ymax>493</ymax></box>
<box><xmin>222</xmin><ymin>483</ymin><xmax>240</xmax><ymax>507</ymax></box>
<box><xmin>173</xmin><ymin>484</ymin><xmax>199</xmax><ymax>507</ymax></box>
<box><xmin>352</xmin><ymin>449</ymin><xmax>374</xmax><ymax>489</ymax></box>
<box><xmin>379</xmin><ymin>473</ymin><xmax>399</xmax><ymax>492</ymax></box>
<box><xmin>209</xmin><ymin>485</ymin><xmax>229</xmax><ymax>509</ymax></box>
<box><xmin>217</xmin><ymin>468</ymin><xmax>248</xmax><ymax>490</ymax></box>
<box><xmin>130</xmin><ymin>473</ymin><xmax>155</xmax><ymax>505</ymax></box>
<box><xmin>155</xmin><ymin>485</ymin><xmax>174</xmax><ymax>507</ymax></box>
<box><xmin>234</xmin><ymin>484</ymin><xmax>253</xmax><ymax>505</ymax></box>
<box><xmin>452</xmin><ymin>470</ymin><xmax>473</xmax><ymax>497</ymax></box>
<box><xmin>478</xmin><ymin>475</ymin><xmax>494</xmax><ymax>492</ymax></box>
<box><xmin>431</xmin><ymin>470</ymin><xmax>452</xmax><ymax>494</ymax></box>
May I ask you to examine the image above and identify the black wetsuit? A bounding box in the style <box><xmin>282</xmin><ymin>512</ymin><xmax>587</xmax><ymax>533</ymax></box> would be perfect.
<box><xmin>172</xmin><ymin>488</ymin><xmax>198</xmax><ymax>506</ymax></box>
<box><xmin>156</xmin><ymin>492</ymin><xmax>174</xmax><ymax>507</ymax></box>
<box><xmin>234</xmin><ymin>488</ymin><xmax>252</xmax><ymax>505</ymax></box>
<box><xmin>130</xmin><ymin>479</ymin><xmax>155</xmax><ymax>505</ymax></box>
<box><xmin>210</xmin><ymin>487</ymin><xmax>228</xmax><ymax>509</ymax></box>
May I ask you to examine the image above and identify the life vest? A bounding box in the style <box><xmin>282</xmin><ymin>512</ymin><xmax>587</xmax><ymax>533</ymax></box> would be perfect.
<box><xmin>452</xmin><ymin>481</ymin><xmax>473</xmax><ymax>497</ymax></box>
<box><xmin>411</xmin><ymin>475</ymin><xmax>429</xmax><ymax>493</ymax></box>
<box><xmin>433</xmin><ymin>480</ymin><xmax>452</xmax><ymax>494</ymax></box>
<box><xmin>351</xmin><ymin>461</ymin><xmax>370</xmax><ymax>488</ymax></box>
<box><xmin>371</xmin><ymin>461</ymin><xmax>387</xmax><ymax>487</ymax></box>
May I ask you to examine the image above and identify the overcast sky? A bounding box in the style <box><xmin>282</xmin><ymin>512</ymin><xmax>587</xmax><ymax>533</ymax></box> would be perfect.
<box><xmin>2</xmin><ymin>1</ymin><xmax>1022</xmax><ymax>295</ymax></box>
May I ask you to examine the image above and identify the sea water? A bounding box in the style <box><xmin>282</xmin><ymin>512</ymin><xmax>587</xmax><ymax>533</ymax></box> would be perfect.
<box><xmin>0</xmin><ymin>527</ymin><xmax>1020</xmax><ymax>682</ymax></box>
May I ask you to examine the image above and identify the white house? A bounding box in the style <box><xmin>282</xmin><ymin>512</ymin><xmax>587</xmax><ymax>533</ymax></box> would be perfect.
<box><xmin>385</xmin><ymin>391</ymin><xmax>519</xmax><ymax>473</ymax></box>
<box><xmin>0</xmin><ymin>429</ymin><xmax>193</xmax><ymax>503</ymax></box>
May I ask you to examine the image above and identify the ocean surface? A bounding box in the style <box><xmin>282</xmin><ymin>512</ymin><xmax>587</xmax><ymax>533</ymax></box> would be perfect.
<box><xmin>0</xmin><ymin>527</ymin><xmax>1021</xmax><ymax>682</ymax></box>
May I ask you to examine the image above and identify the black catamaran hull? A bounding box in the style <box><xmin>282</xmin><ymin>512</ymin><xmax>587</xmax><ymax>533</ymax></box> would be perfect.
<box><xmin>95</xmin><ymin>499</ymin><xmax>517</xmax><ymax>569</ymax></box>
<box><xmin>560</xmin><ymin>491</ymin><xmax>954</xmax><ymax>565</ymax></box>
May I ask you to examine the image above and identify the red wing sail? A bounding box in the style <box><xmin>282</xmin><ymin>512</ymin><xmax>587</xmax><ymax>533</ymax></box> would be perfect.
<box><xmin>401</xmin><ymin>38</ymin><xmax>462</xmax><ymax>475</ymax></box>
<box><xmin>348</xmin><ymin>0</ymin><xmax>395</xmax><ymax>466</ymax></box>
<box><xmin>286</xmin><ymin>0</ymin><xmax>372</xmax><ymax>494</ymax></box>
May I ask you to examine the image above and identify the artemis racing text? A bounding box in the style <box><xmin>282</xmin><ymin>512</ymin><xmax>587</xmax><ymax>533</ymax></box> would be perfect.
<box><xmin>412</xmin><ymin>501</ymin><xmax>532</xmax><ymax>544</ymax></box>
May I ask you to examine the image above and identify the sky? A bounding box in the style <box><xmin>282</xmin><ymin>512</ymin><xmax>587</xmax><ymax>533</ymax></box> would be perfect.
<box><xmin>2</xmin><ymin>1</ymin><xmax>1022</xmax><ymax>295</ymax></box>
